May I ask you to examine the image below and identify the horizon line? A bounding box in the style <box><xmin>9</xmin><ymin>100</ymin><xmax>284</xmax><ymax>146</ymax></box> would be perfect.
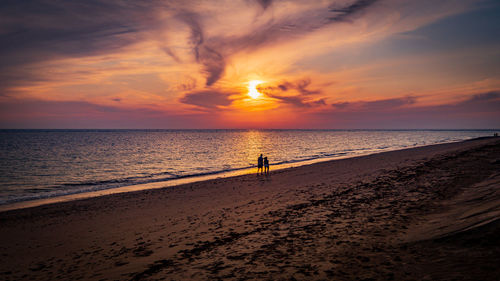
<box><xmin>1</xmin><ymin>128</ymin><xmax>499</xmax><ymax>131</ymax></box>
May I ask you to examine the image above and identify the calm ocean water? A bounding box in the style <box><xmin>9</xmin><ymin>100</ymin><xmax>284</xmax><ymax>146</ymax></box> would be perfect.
<box><xmin>0</xmin><ymin>129</ymin><xmax>495</xmax><ymax>205</ymax></box>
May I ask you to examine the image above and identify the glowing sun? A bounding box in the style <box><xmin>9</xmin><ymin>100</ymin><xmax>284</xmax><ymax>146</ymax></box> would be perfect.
<box><xmin>247</xmin><ymin>80</ymin><xmax>264</xmax><ymax>99</ymax></box>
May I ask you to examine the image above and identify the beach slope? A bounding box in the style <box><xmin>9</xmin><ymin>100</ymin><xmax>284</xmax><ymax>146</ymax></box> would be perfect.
<box><xmin>1</xmin><ymin>137</ymin><xmax>499</xmax><ymax>280</ymax></box>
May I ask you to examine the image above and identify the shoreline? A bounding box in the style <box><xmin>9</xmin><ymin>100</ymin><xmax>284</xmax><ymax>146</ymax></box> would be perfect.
<box><xmin>0</xmin><ymin>137</ymin><xmax>491</xmax><ymax>213</ymax></box>
<box><xmin>1</xmin><ymin>137</ymin><xmax>499</xmax><ymax>280</ymax></box>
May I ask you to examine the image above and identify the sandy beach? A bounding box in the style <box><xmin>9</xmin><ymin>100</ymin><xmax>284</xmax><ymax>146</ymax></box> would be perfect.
<box><xmin>1</xmin><ymin>137</ymin><xmax>499</xmax><ymax>280</ymax></box>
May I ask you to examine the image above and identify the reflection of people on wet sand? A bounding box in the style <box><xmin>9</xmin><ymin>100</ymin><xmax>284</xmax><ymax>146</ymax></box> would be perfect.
<box><xmin>264</xmin><ymin>157</ymin><xmax>269</xmax><ymax>174</ymax></box>
<box><xmin>257</xmin><ymin>154</ymin><xmax>263</xmax><ymax>175</ymax></box>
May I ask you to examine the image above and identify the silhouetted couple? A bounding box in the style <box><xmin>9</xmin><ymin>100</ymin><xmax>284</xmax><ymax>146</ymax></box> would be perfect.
<box><xmin>257</xmin><ymin>154</ymin><xmax>269</xmax><ymax>175</ymax></box>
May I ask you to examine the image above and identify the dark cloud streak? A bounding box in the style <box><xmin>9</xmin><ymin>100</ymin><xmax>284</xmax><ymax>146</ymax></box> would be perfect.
<box><xmin>177</xmin><ymin>11</ymin><xmax>226</xmax><ymax>86</ymax></box>
<box><xmin>258</xmin><ymin>78</ymin><xmax>324</xmax><ymax>108</ymax></box>
<box><xmin>0</xmin><ymin>0</ymin><xmax>381</xmax><ymax>91</ymax></box>
<box><xmin>0</xmin><ymin>0</ymin><xmax>163</xmax><ymax>92</ymax></box>
<box><xmin>331</xmin><ymin>96</ymin><xmax>417</xmax><ymax>111</ymax></box>
<box><xmin>255</xmin><ymin>0</ymin><xmax>273</xmax><ymax>10</ymax></box>
<box><xmin>0</xmin><ymin>98</ymin><xmax>214</xmax><ymax>129</ymax></box>
<box><xmin>318</xmin><ymin>92</ymin><xmax>500</xmax><ymax>129</ymax></box>
<box><xmin>177</xmin><ymin>0</ymin><xmax>380</xmax><ymax>86</ymax></box>
<box><xmin>260</xmin><ymin>78</ymin><xmax>321</xmax><ymax>95</ymax></box>
<box><xmin>329</xmin><ymin>0</ymin><xmax>378</xmax><ymax>22</ymax></box>
<box><xmin>179</xmin><ymin>90</ymin><xmax>233</xmax><ymax>110</ymax></box>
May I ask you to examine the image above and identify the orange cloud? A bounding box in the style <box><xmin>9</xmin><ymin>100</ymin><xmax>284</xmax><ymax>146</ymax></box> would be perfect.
<box><xmin>0</xmin><ymin>0</ymin><xmax>498</xmax><ymax>128</ymax></box>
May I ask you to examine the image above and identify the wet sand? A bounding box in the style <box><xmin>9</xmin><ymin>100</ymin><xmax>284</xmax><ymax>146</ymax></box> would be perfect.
<box><xmin>1</xmin><ymin>137</ymin><xmax>499</xmax><ymax>280</ymax></box>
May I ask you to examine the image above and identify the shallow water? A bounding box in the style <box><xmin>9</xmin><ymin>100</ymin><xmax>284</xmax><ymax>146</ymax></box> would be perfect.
<box><xmin>0</xmin><ymin>129</ymin><xmax>495</xmax><ymax>205</ymax></box>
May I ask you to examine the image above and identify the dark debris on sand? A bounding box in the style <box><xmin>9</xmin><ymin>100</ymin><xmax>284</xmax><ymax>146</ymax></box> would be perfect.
<box><xmin>140</xmin><ymin>140</ymin><xmax>500</xmax><ymax>280</ymax></box>
<box><xmin>3</xmin><ymin>140</ymin><xmax>499</xmax><ymax>281</ymax></box>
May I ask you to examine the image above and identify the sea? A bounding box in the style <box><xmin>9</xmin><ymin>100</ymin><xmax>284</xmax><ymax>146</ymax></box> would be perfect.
<box><xmin>0</xmin><ymin>129</ymin><xmax>496</xmax><ymax>207</ymax></box>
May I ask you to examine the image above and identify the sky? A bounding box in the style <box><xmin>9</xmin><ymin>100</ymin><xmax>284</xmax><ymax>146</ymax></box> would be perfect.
<box><xmin>0</xmin><ymin>0</ymin><xmax>499</xmax><ymax>129</ymax></box>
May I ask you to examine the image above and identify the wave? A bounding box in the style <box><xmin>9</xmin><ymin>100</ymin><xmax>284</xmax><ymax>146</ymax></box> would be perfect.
<box><xmin>0</xmin><ymin>149</ymin><xmax>371</xmax><ymax>205</ymax></box>
<box><xmin>0</xmin><ymin>133</ymin><xmax>493</xmax><ymax>206</ymax></box>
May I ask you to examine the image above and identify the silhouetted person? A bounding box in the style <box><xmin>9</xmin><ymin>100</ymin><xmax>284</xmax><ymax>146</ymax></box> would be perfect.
<box><xmin>264</xmin><ymin>157</ymin><xmax>269</xmax><ymax>174</ymax></box>
<box><xmin>257</xmin><ymin>154</ymin><xmax>263</xmax><ymax>175</ymax></box>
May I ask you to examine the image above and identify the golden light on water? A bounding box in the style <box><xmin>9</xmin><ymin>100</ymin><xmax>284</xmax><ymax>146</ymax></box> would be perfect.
<box><xmin>247</xmin><ymin>80</ymin><xmax>264</xmax><ymax>99</ymax></box>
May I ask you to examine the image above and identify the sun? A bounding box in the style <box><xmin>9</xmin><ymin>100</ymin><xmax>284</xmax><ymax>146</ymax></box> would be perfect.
<box><xmin>247</xmin><ymin>80</ymin><xmax>264</xmax><ymax>99</ymax></box>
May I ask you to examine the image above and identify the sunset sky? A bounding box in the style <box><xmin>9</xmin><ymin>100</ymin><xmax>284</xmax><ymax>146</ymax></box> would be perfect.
<box><xmin>0</xmin><ymin>0</ymin><xmax>499</xmax><ymax>129</ymax></box>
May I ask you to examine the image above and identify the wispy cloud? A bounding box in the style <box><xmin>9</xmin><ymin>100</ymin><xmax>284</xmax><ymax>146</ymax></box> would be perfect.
<box><xmin>179</xmin><ymin>90</ymin><xmax>234</xmax><ymax>110</ymax></box>
<box><xmin>314</xmin><ymin>91</ymin><xmax>500</xmax><ymax>129</ymax></box>
<box><xmin>0</xmin><ymin>0</ymin><xmax>477</xmax><ymax>92</ymax></box>
<box><xmin>0</xmin><ymin>0</ymin><xmax>163</xmax><ymax>92</ymax></box>
<box><xmin>331</xmin><ymin>96</ymin><xmax>417</xmax><ymax>111</ymax></box>
<box><xmin>257</xmin><ymin>78</ymin><xmax>325</xmax><ymax>108</ymax></box>
<box><xmin>274</xmin><ymin>79</ymin><xmax>321</xmax><ymax>95</ymax></box>
<box><xmin>0</xmin><ymin>98</ymin><xmax>220</xmax><ymax>129</ymax></box>
<box><xmin>328</xmin><ymin>0</ymin><xmax>378</xmax><ymax>22</ymax></box>
<box><xmin>271</xmin><ymin>95</ymin><xmax>326</xmax><ymax>108</ymax></box>
<box><xmin>173</xmin><ymin>0</ymin><xmax>381</xmax><ymax>86</ymax></box>
<box><xmin>0</xmin><ymin>0</ymin><xmax>497</xmax><ymax>128</ymax></box>
<box><xmin>254</xmin><ymin>0</ymin><xmax>274</xmax><ymax>10</ymax></box>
